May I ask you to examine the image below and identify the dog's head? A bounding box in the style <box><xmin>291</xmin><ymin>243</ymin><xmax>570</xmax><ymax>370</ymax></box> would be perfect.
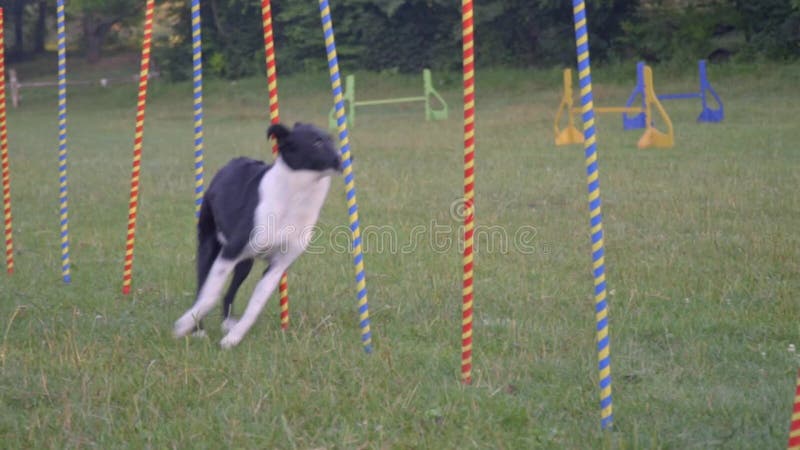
<box><xmin>268</xmin><ymin>122</ymin><xmax>342</xmax><ymax>174</ymax></box>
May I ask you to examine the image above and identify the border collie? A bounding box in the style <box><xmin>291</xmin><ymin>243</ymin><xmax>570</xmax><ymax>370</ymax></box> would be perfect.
<box><xmin>173</xmin><ymin>122</ymin><xmax>342</xmax><ymax>349</ymax></box>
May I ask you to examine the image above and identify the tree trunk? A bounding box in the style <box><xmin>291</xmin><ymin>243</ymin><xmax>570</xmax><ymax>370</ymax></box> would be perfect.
<box><xmin>85</xmin><ymin>33</ymin><xmax>103</xmax><ymax>63</ymax></box>
<box><xmin>208</xmin><ymin>0</ymin><xmax>230</xmax><ymax>43</ymax></box>
<box><xmin>82</xmin><ymin>14</ymin><xmax>115</xmax><ymax>63</ymax></box>
<box><xmin>11</xmin><ymin>1</ymin><xmax>25</xmax><ymax>59</ymax></box>
<box><xmin>34</xmin><ymin>1</ymin><xmax>46</xmax><ymax>54</ymax></box>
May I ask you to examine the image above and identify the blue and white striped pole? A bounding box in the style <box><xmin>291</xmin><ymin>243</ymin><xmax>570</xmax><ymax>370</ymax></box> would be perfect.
<box><xmin>191</xmin><ymin>0</ymin><xmax>205</xmax><ymax>218</ymax></box>
<box><xmin>56</xmin><ymin>0</ymin><xmax>71</xmax><ymax>283</ymax></box>
<box><xmin>572</xmin><ymin>0</ymin><xmax>613</xmax><ymax>430</ymax></box>
<box><xmin>318</xmin><ymin>0</ymin><xmax>372</xmax><ymax>354</ymax></box>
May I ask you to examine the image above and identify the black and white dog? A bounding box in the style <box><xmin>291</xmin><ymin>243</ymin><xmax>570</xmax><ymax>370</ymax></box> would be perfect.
<box><xmin>174</xmin><ymin>122</ymin><xmax>342</xmax><ymax>349</ymax></box>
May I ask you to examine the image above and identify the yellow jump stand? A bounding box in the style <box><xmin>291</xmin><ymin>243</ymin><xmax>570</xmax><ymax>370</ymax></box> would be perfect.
<box><xmin>554</xmin><ymin>68</ymin><xmax>585</xmax><ymax>146</ymax></box>
<box><xmin>554</xmin><ymin>65</ymin><xmax>674</xmax><ymax>149</ymax></box>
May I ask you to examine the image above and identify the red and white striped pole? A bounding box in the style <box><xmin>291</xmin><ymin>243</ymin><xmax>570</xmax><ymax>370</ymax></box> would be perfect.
<box><xmin>121</xmin><ymin>0</ymin><xmax>155</xmax><ymax>295</ymax></box>
<box><xmin>460</xmin><ymin>0</ymin><xmax>476</xmax><ymax>384</ymax></box>
<box><xmin>261</xmin><ymin>0</ymin><xmax>290</xmax><ymax>329</ymax></box>
<box><xmin>0</xmin><ymin>8</ymin><xmax>15</xmax><ymax>276</ymax></box>
<box><xmin>789</xmin><ymin>368</ymin><xmax>800</xmax><ymax>450</ymax></box>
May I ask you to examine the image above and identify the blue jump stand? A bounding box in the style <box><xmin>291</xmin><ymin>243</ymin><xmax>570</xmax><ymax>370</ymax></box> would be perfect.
<box><xmin>623</xmin><ymin>60</ymin><xmax>723</xmax><ymax>130</ymax></box>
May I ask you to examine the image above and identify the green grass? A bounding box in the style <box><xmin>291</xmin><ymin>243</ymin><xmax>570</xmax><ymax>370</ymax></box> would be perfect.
<box><xmin>1</xmin><ymin>57</ymin><xmax>799</xmax><ymax>448</ymax></box>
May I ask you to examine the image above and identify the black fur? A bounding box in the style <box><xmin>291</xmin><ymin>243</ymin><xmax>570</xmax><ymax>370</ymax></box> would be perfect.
<box><xmin>192</xmin><ymin>122</ymin><xmax>340</xmax><ymax>331</ymax></box>
<box><xmin>274</xmin><ymin>123</ymin><xmax>342</xmax><ymax>172</ymax></box>
<box><xmin>194</xmin><ymin>158</ymin><xmax>268</xmax><ymax>331</ymax></box>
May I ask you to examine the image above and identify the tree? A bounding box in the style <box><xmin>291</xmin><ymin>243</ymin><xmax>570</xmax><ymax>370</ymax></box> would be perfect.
<box><xmin>33</xmin><ymin>0</ymin><xmax>46</xmax><ymax>54</ymax></box>
<box><xmin>0</xmin><ymin>0</ymin><xmax>30</xmax><ymax>59</ymax></box>
<box><xmin>731</xmin><ymin>0</ymin><xmax>800</xmax><ymax>59</ymax></box>
<box><xmin>67</xmin><ymin>0</ymin><xmax>137</xmax><ymax>63</ymax></box>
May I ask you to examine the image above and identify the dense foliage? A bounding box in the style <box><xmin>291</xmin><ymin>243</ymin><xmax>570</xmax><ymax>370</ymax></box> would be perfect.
<box><xmin>1</xmin><ymin>0</ymin><xmax>798</xmax><ymax>78</ymax></box>
<box><xmin>154</xmin><ymin>0</ymin><xmax>799</xmax><ymax>80</ymax></box>
<box><xmin>620</xmin><ymin>0</ymin><xmax>800</xmax><ymax>64</ymax></box>
<box><xmin>155</xmin><ymin>0</ymin><xmax>639</xmax><ymax>80</ymax></box>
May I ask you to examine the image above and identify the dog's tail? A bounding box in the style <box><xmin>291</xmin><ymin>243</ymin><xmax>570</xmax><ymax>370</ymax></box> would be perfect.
<box><xmin>196</xmin><ymin>198</ymin><xmax>221</xmax><ymax>295</ymax></box>
<box><xmin>197</xmin><ymin>195</ymin><xmax>215</xmax><ymax>236</ymax></box>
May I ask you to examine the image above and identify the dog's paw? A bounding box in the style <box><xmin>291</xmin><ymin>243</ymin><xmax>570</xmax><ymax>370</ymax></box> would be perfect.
<box><xmin>191</xmin><ymin>329</ymin><xmax>208</xmax><ymax>338</ymax></box>
<box><xmin>220</xmin><ymin>333</ymin><xmax>242</xmax><ymax>350</ymax></box>
<box><xmin>174</xmin><ymin>314</ymin><xmax>198</xmax><ymax>338</ymax></box>
<box><xmin>221</xmin><ymin>317</ymin><xmax>239</xmax><ymax>334</ymax></box>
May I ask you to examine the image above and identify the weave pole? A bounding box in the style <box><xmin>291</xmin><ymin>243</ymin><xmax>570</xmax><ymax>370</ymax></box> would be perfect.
<box><xmin>318</xmin><ymin>0</ymin><xmax>373</xmax><ymax>353</ymax></box>
<box><xmin>56</xmin><ymin>0</ymin><xmax>71</xmax><ymax>283</ymax></box>
<box><xmin>789</xmin><ymin>368</ymin><xmax>800</xmax><ymax>450</ymax></box>
<box><xmin>191</xmin><ymin>0</ymin><xmax>205</xmax><ymax>219</ymax></box>
<box><xmin>261</xmin><ymin>0</ymin><xmax>290</xmax><ymax>330</ymax></box>
<box><xmin>460</xmin><ymin>0</ymin><xmax>476</xmax><ymax>385</ymax></box>
<box><xmin>121</xmin><ymin>0</ymin><xmax>155</xmax><ymax>295</ymax></box>
<box><xmin>0</xmin><ymin>8</ymin><xmax>14</xmax><ymax>275</ymax></box>
<box><xmin>571</xmin><ymin>0</ymin><xmax>613</xmax><ymax>430</ymax></box>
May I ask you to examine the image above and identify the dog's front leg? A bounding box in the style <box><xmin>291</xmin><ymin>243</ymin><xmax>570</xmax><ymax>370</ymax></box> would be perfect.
<box><xmin>174</xmin><ymin>256</ymin><xmax>237</xmax><ymax>338</ymax></box>
<box><xmin>219</xmin><ymin>261</ymin><xmax>289</xmax><ymax>349</ymax></box>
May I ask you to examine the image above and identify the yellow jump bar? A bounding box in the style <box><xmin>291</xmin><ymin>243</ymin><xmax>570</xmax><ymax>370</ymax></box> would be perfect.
<box><xmin>572</xmin><ymin>106</ymin><xmax>642</xmax><ymax>114</ymax></box>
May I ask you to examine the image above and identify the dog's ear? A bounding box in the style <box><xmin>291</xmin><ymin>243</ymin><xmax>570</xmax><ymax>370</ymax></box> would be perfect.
<box><xmin>267</xmin><ymin>123</ymin><xmax>291</xmax><ymax>142</ymax></box>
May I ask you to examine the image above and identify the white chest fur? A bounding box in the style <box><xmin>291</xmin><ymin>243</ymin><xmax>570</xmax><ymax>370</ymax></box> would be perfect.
<box><xmin>248</xmin><ymin>158</ymin><xmax>332</xmax><ymax>260</ymax></box>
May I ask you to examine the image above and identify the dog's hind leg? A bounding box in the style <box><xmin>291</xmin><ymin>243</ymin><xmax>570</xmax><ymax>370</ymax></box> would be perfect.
<box><xmin>220</xmin><ymin>261</ymin><xmax>289</xmax><ymax>349</ymax></box>
<box><xmin>174</xmin><ymin>255</ymin><xmax>237</xmax><ymax>338</ymax></box>
<box><xmin>220</xmin><ymin>258</ymin><xmax>254</xmax><ymax>333</ymax></box>
<box><xmin>190</xmin><ymin>198</ymin><xmax>222</xmax><ymax>335</ymax></box>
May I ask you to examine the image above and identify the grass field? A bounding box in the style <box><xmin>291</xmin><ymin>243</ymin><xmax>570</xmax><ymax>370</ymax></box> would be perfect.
<box><xmin>1</xmin><ymin>55</ymin><xmax>799</xmax><ymax>448</ymax></box>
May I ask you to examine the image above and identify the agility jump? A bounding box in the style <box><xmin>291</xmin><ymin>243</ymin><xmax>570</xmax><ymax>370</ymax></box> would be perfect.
<box><xmin>554</xmin><ymin>64</ymin><xmax>674</xmax><ymax>149</ymax></box>
<box><xmin>624</xmin><ymin>59</ymin><xmax>723</xmax><ymax>129</ymax></box>
<box><xmin>328</xmin><ymin>69</ymin><xmax>448</xmax><ymax>129</ymax></box>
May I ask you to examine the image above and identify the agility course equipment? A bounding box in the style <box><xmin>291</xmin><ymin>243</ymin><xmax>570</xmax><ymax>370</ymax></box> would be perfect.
<box><xmin>0</xmin><ymin>7</ymin><xmax>13</xmax><ymax>275</ymax></box>
<box><xmin>555</xmin><ymin>65</ymin><xmax>674</xmax><ymax>149</ymax></box>
<box><xmin>56</xmin><ymin>0</ymin><xmax>72</xmax><ymax>284</ymax></box>
<box><xmin>319</xmin><ymin>0</ymin><xmax>373</xmax><ymax>353</ymax></box>
<box><xmin>261</xmin><ymin>0</ymin><xmax>290</xmax><ymax>330</ymax></box>
<box><xmin>571</xmin><ymin>0</ymin><xmax>613</xmax><ymax>430</ymax></box>
<box><xmin>789</xmin><ymin>368</ymin><xmax>800</xmax><ymax>449</ymax></box>
<box><xmin>121</xmin><ymin>0</ymin><xmax>155</xmax><ymax>295</ymax></box>
<box><xmin>460</xmin><ymin>0</ymin><xmax>476</xmax><ymax>385</ymax></box>
<box><xmin>327</xmin><ymin>69</ymin><xmax>448</xmax><ymax>129</ymax></box>
<box><xmin>113</xmin><ymin>0</ymin><xmax>372</xmax><ymax>351</ymax></box>
<box><xmin>624</xmin><ymin>60</ymin><xmax>723</xmax><ymax>129</ymax></box>
<box><xmin>191</xmin><ymin>0</ymin><xmax>205</xmax><ymax>220</ymax></box>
